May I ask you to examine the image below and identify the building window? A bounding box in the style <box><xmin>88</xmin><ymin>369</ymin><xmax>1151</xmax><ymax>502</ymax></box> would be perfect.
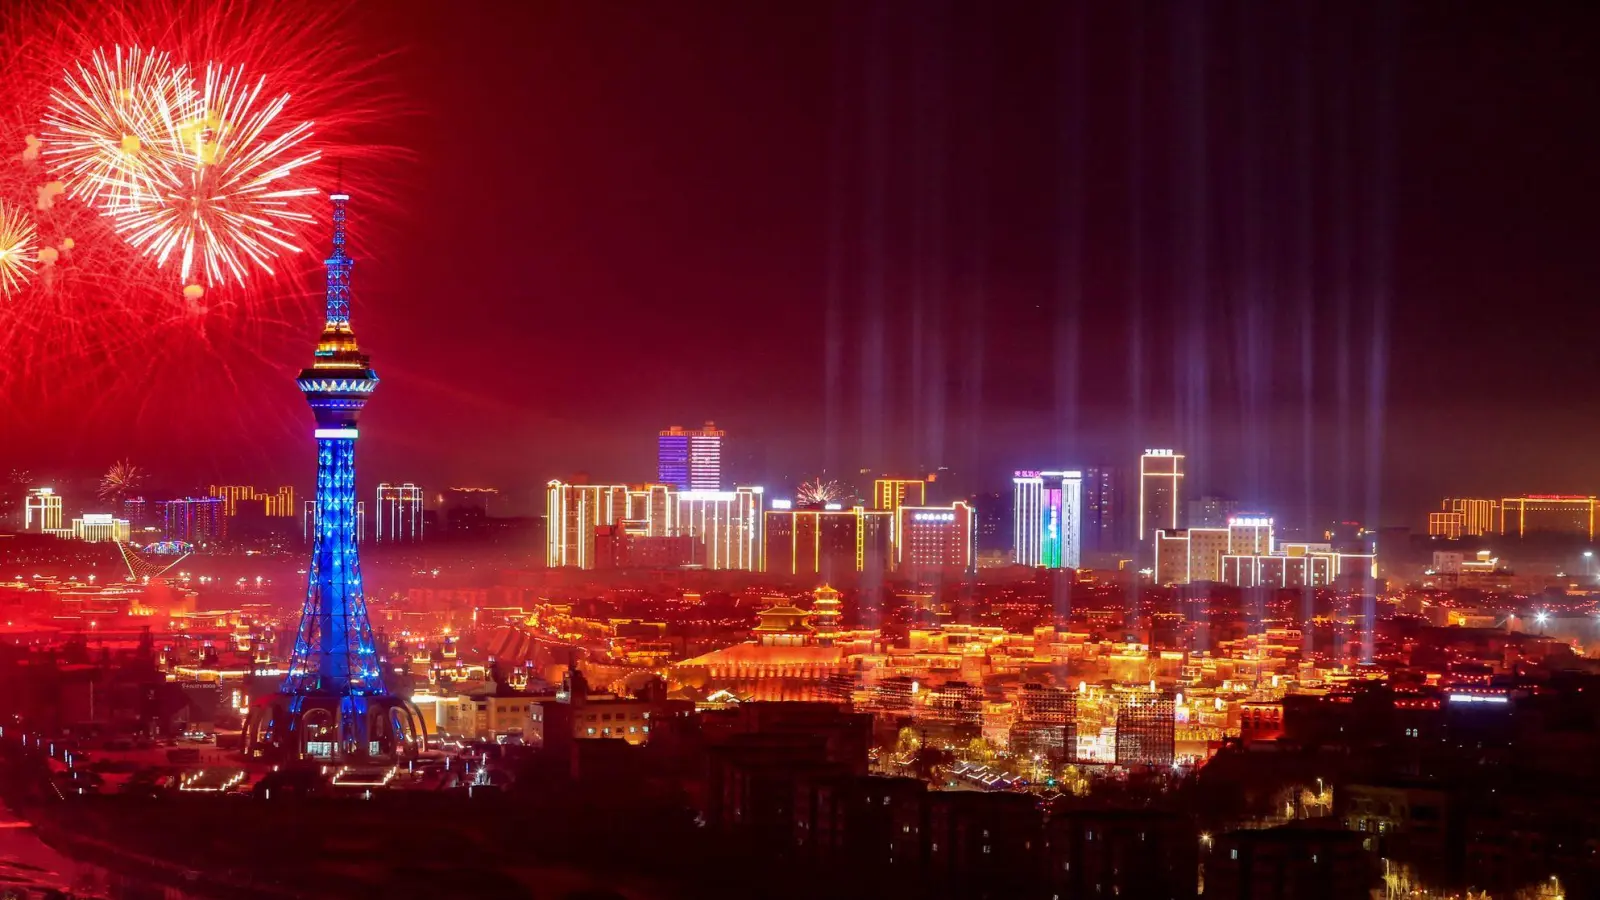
<box><xmin>1231</xmin><ymin>849</ymin><xmax>1238</xmax><ymax>860</ymax></box>
<box><xmin>586</xmin><ymin>728</ymin><xmax>595</xmax><ymax>735</ymax></box>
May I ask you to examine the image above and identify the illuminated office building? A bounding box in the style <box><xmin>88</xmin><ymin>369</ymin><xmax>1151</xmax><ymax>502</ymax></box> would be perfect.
<box><xmin>873</xmin><ymin>477</ymin><xmax>927</xmax><ymax>514</ymax></box>
<box><xmin>657</xmin><ymin>421</ymin><xmax>724</xmax><ymax>491</ymax></box>
<box><xmin>163</xmin><ymin>497</ymin><xmax>226</xmax><ymax>545</ymax></box>
<box><xmin>71</xmin><ymin>513</ymin><xmax>131</xmax><ymax>543</ymax></box>
<box><xmin>763</xmin><ymin>506</ymin><xmax>892</xmax><ymax>578</ymax></box>
<box><xmin>24</xmin><ymin>487</ymin><xmax>62</xmax><ymax>532</ymax></box>
<box><xmin>1228</xmin><ymin>515</ymin><xmax>1274</xmax><ymax>556</ymax></box>
<box><xmin>1153</xmin><ymin>527</ymin><xmax>1228</xmax><ymax>585</ymax></box>
<box><xmin>1221</xmin><ymin>541</ymin><xmax>1376</xmax><ymax>588</ymax></box>
<box><xmin>1153</xmin><ymin>516</ymin><xmax>1275</xmax><ymax>586</ymax></box>
<box><xmin>376</xmin><ymin>483</ymin><xmax>426</xmax><ymax>543</ymax></box>
<box><xmin>625</xmin><ymin>484</ymin><xmax>676</xmax><ymax>537</ymax></box>
<box><xmin>1220</xmin><ymin>554</ymin><xmax>1330</xmax><ymax>588</ymax></box>
<box><xmin>1499</xmin><ymin>495</ymin><xmax>1596</xmax><ymax>539</ymax></box>
<box><xmin>546</xmin><ymin>480</ymin><xmax>630</xmax><ymax>568</ymax></box>
<box><xmin>1443</xmin><ymin>498</ymin><xmax>1496</xmax><ymax>536</ymax></box>
<box><xmin>121</xmin><ymin>497</ymin><xmax>150</xmax><ymax>529</ymax></box>
<box><xmin>1429</xmin><ymin>511</ymin><xmax>1465</xmax><ymax>540</ymax></box>
<box><xmin>1187</xmin><ymin>495</ymin><xmax>1239</xmax><ymax>529</ymax></box>
<box><xmin>1012</xmin><ymin>471</ymin><xmax>1082</xmax><ymax>568</ymax></box>
<box><xmin>1138</xmin><ymin>450</ymin><xmax>1183</xmax><ymax>542</ymax></box>
<box><xmin>211</xmin><ymin>484</ymin><xmax>297</xmax><ymax>518</ymax></box>
<box><xmin>302</xmin><ymin>500</ymin><xmax>366</xmax><ymax>544</ymax></box>
<box><xmin>676</xmin><ymin>487</ymin><xmax>764</xmax><ymax>570</ymax></box>
<box><xmin>209</xmin><ymin>485</ymin><xmax>256</xmax><ymax>516</ymax></box>
<box><xmin>262</xmin><ymin>486</ymin><xmax>296</xmax><ymax>517</ymax></box>
<box><xmin>895</xmin><ymin>501</ymin><xmax>975</xmax><ymax>575</ymax></box>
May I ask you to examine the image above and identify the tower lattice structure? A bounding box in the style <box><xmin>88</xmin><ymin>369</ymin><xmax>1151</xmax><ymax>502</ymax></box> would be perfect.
<box><xmin>248</xmin><ymin>193</ymin><xmax>422</xmax><ymax>762</ymax></box>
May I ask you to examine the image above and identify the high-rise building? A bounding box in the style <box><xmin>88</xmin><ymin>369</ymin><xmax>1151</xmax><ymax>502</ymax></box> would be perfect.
<box><xmin>657</xmin><ymin>421</ymin><xmax>724</xmax><ymax>491</ymax></box>
<box><xmin>1187</xmin><ymin>495</ymin><xmax>1240</xmax><ymax>529</ymax></box>
<box><xmin>676</xmin><ymin>487</ymin><xmax>764</xmax><ymax>570</ymax></box>
<box><xmin>24</xmin><ymin>487</ymin><xmax>62</xmax><ymax>532</ymax></box>
<box><xmin>763</xmin><ymin>506</ymin><xmax>892</xmax><ymax>578</ymax></box>
<box><xmin>1012</xmin><ymin>471</ymin><xmax>1082</xmax><ymax>568</ymax></box>
<box><xmin>209</xmin><ymin>485</ymin><xmax>257</xmax><ymax>516</ymax></box>
<box><xmin>263</xmin><ymin>486</ymin><xmax>296</xmax><ymax>517</ymax></box>
<box><xmin>1153</xmin><ymin>515</ymin><xmax>1275</xmax><ymax>585</ymax></box>
<box><xmin>71</xmin><ymin>513</ymin><xmax>130</xmax><ymax>543</ymax></box>
<box><xmin>1428</xmin><ymin>511</ymin><xmax>1465</xmax><ymax>540</ymax></box>
<box><xmin>1228</xmin><ymin>515</ymin><xmax>1274</xmax><ymax>556</ymax></box>
<box><xmin>973</xmin><ymin>490</ymin><xmax>1014</xmax><ymax>558</ymax></box>
<box><xmin>1080</xmin><ymin>466</ymin><xmax>1121</xmax><ymax>554</ymax></box>
<box><xmin>121</xmin><ymin>497</ymin><xmax>150</xmax><ymax>529</ymax></box>
<box><xmin>1153</xmin><ymin>527</ymin><xmax>1229</xmax><ymax>585</ymax></box>
<box><xmin>1138</xmin><ymin>450</ymin><xmax>1183</xmax><ymax>542</ymax></box>
<box><xmin>895</xmin><ymin>501</ymin><xmax>975</xmax><ymax>575</ymax></box>
<box><xmin>443</xmin><ymin>487</ymin><xmax>499</xmax><ymax>539</ymax></box>
<box><xmin>1443</xmin><ymin>498</ymin><xmax>1496</xmax><ymax>536</ymax></box>
<box><xmin>873</xmin><ymin>477</ymin><xmax>927</xmax><ymax>514</ymax></box>
<box><xmin>624</xmin><ymin>484</ymin><xmax>676</xmax><ymax>537</ymax></box>
<box><xmin>376</xmin><ymin>483</ymin><xmax>425</xmax><ymax>542</ymax></box>
<box><xmin>546</xmin><ymin>480</ymin><xmax>630</xmax><ymax>568</ymax></box>
<box><xmin>1498</xmin><ymin>495</ymin><xmax>1596</xmax><ymax>539</ymax></box>
<box><xmin>162</xmin><ymin>497</ymin><xmax>226</xmax><ymax>545</ymax></box>
<box><xmin>209</xmin><ymin>484</ymin><xmax>296</xmax><ymax>518</ymax></box>
<box><xmin>246</xmin><ymin>192</ymin><xmax>421</xmax><ymax>763</ymax></box>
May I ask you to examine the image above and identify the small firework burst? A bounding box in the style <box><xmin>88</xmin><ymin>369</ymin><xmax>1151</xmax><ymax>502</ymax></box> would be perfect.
<box><xmin>796</xmin><ymin>477</ymin><xmax>847</xmax><ymax>507</ymax></box>
<box><xmin>98</xmin><ymin>458</ymin><xmax>145</xmax><ymax>502</ymax></box>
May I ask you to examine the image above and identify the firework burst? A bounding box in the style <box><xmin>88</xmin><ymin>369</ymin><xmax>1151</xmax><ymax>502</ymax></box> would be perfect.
<box><xmin>0</xmin><ymin>0</ymin><xmax>406</xmax><ymax>424</ymax></box>
<box><xmin>98</xmin><ymin>459</ymin><xmax>146</xmax><ymax>502</ymax></box>
<box><xmin>796</xmin><ymin>477</ymin><xmax>848</xmax><ymax>507</ymax></box>
<box><xmin>39</xmin><ymin>45</ymin><xmax>191</xmax><ymax>211</ymax></box>
<box><xmin>0</xmin><ymin>201</ymin><xmax>39</xmax><ymax>296</ymax></box>
<box><xmin>106</xmin><ymin>59</ymin><xmax>321</xmax><ymax>287</ymax></box>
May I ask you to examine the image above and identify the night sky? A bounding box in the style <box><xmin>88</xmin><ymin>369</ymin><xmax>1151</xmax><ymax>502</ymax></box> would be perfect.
<box><xmin>8</xmin><ymin>0</ymin><xmax>1598</xmax><ymax>529</ymax></box>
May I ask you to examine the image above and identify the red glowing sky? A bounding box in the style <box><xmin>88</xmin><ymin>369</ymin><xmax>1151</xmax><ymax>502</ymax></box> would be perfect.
<box><xmin>3</xmin><ymin>0</ymin><xmax>1596</xmax><ymax>528</ymax></box>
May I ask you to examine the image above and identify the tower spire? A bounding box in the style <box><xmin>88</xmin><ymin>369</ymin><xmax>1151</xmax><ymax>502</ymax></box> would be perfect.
<box><xmin>324</xmin><ymin>190</ymin><xmax>353</xmax><ymax>328</ymax></box>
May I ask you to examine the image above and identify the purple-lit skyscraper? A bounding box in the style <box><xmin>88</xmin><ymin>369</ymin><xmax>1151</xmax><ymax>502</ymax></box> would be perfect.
<box><xmin>658</xmin><ymin>421</ymin><xmax>724</xmax><ymax>490</ymax></box>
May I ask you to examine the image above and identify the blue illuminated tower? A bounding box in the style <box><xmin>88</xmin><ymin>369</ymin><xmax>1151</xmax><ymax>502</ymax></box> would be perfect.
<box><xmin>246</xmin><ymin>193</ymin><xmax>422</xmax><ymax>762</ymax></box>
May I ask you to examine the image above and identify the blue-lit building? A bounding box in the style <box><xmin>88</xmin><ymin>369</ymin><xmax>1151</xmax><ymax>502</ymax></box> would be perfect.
<box><xmin>246</xmin><ymin>194</ymin><xmax>423</xmax><ymax>762</ymax></box>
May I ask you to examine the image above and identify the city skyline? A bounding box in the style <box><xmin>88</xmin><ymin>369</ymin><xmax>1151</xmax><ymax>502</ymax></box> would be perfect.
<box><xmin>0</xmin><ymin>4</ymin><xmax>1594</xmax><ymax>897</ymax></box>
